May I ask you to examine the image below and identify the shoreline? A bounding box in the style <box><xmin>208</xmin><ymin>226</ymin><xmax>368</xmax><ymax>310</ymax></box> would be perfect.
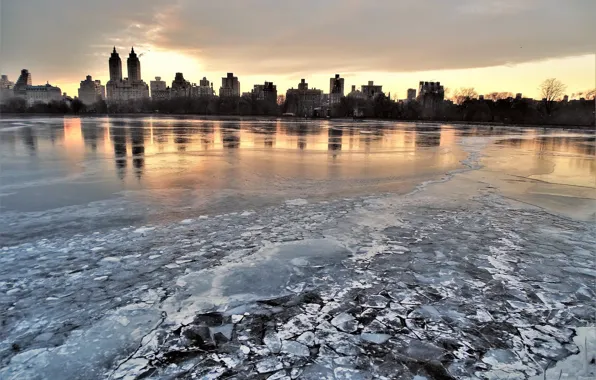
<box><xmin>0</xmin><ymin>113</ymin><xmax>594</xmax><ymax>129</ymax></box>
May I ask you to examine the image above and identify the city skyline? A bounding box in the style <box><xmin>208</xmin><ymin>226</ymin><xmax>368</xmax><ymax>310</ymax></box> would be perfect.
<box><xmin>1</xmin><ymin>1</ymin><xmax>594</xmax><ymax>99</ymax></box>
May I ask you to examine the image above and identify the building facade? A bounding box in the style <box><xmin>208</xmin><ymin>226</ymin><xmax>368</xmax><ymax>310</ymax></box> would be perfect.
<box><xmin>78</xmin><ymin>75</ymin><xmax>105</xmax><ymax>105</ymax></box>
<box><xmin>219</xmin><ymin>73</ymin><xmax>240</xmax><ymax>97</ymax></box>
<box><xmin>14</xmin><ymin>69</ymin><xmax>33</xmax><ymax>96</ymax></box>
<box><xmin>24</xmin><ymin>83</ymin><xmax>62</xmax><ymax>105</ymax></box>
<box><xmin>286</xmin><ymin>79</ymin><xmax>322</xmax><ymax>117</ymax></box>
<box><xmin>106</xmin><ymin>47</ymin><xmax>149</xmax><ymax>102</ymax></box>
<box><xmin>329</xmin><ymin>74</ymin><xmax>345</xmax><ymax>105</ymax></box>
<box><xmin>407</xmin><ymin>88</ymin><xmax>417</xmax><ymax>101</ymax></box>
<box><xmin>416</xmin><ymin>81</ymin><xmax>445</xmax><ymax>110</ymax></box>
<box><xmin>109</xmin><ymin>47</ymin><xmax>123</xmax><ymax>81</ymax></box>
<box><xmin>347</xmin><ymin>85</ymin><xmax>366</xmax><ymax>100</ymax></box>
<box><xmin>0</xmin><ymin>75</ymin><xmax>14</xmax><ymax>89</ymax></box>
<box><xmin>253</xmin><ymin>82</ymin><xmax>277</xmax><ymax>103</ymax></box>
<box><xmin>361</xmin><ymin>81</ymin><xmax>383</xmax><ymax>99</ymax></box>
<box><xmin>171</xmin><ymin>72</ymin><xmax>192</xmax><ymax>98</ymax></box>
<box><xmin>8</xmin><ymin>69</ymin><xmax>62</xmax><ymax>105</ymax></box>
<box><xmin>127</xmin><ymin>47</ymin><xmax>141</xmax><ymax>82</ymax></box>
<box><xmin>193</xmin><ymin>77</ymin><xmax>215</xmax><ymax>97</ymax></box>
<box><xmin>0</xmin><ymin>75</ymin><xmax>14</xmax><ymax>103</ymax></box>
<box><xmin>150</xmin><ymin>77</ymin><xmax>169</xmax><ymax>100</ymax></box>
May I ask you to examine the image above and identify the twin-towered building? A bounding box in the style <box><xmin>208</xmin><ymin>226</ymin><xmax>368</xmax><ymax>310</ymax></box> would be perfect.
<box><xmin>106</xmin><ymin>47</ymin><xmax>149</xmax><ymax>102</ymax></box>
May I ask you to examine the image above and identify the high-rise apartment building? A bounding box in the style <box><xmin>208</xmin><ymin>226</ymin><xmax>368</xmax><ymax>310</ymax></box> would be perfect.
<box><xmin>109</xmin><ymin>47</ymin><xmax>123</xmax><ymax>81</ymax></box>
<box><xmin>286</xmin><ymin>79</ymin><xmax>322</xmax><ymax>116</ymax></box>
<box><xmin>219</xmin><ymin>73</ymin><xmax>240</xmax><ymax>97</ymax></box>
<box><xmin>361</xmin><ymin>81</ymin><xmax>383</xmax><ymax>99</ymax></box>
<box><xmin>127</xmin><ymin>47</ymin><xmax>141</xmax><ymax>82</ymax></box>
<box><xmin>106</xmin><ymin>47</ymin><xmax>149</xmax><ymax>102</ymax></box>
<box><xmin>78</xmin><ymin>75</ymin><xmax>105</xmax><ymax>105</ymax></box>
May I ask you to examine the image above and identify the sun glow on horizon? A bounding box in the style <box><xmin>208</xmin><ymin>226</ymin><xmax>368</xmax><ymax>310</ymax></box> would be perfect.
<box><xmin>58</xmin><ymin>53</ymin><xmax>595</xmax><ymax>101</ymax></box>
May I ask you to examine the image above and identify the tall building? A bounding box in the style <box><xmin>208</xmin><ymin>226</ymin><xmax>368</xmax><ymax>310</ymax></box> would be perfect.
<box><xmin>14</xmin><ymin>69</ymin><xmax>33</xmax><ymax>95</ymax></box>
<box><xmin>78</xmin><ymin>75</ymin><xmax>105</xmax><ymax>105</ymax></box>
<box><xmin>329</xmin><ymin>74</ymin><xmax>345</xmax><ymax>105</ymax></box>
<box><xmin>220</xmin><ymin>73</ymin><xmax>240</xmax><ymax>97</ymax></box>
<box><xmin>9</xmin><ymin>69</ymin><xmax>61</xmax><ymax>105</ymax></box>
<box><xmin>329</xmin><ymin>74</ymin><xmax>345</xmax><ymax>95</ymax></box>
<box><xmin>417</xmin><ymin>81</ymin><xmax>445</xmax><ymax>118</ymax></box>
<box><xmin>0</xmin><ymin>75</ymin><xmax>14</xmax><ymax>89</ymax></box>
<box><xmin>193</xmin><ymin>77</ymin><xmax>214</xmax><ymax>97</ymax></box>
<box><xmin>286</xmin><ymin>79</ymin><xmax>322</xmax><ymax>117</ymax></box>
<box><xmin>347</xmin><ymin>85</ymin><xmax>366</xmax><ymax>100</ymax></box>
<box><xmin>106</xmin><ymin>47</ymin><xmax>149</xmax><ymax>102</ymax></box>
<box><xmin>150</xmin><ymin>76</ymin><xmax>169</xmax><ymax>100</ymax></box>
<box><xmin>127</xmin><ymin>47</ymin><xmax>141</xmax><ymax>82</ymax></box>
<box><xmin>407</xmin><ymin>88</ymin><xmax>417</xmax><ymax>101</ymax></box>
<box><xmin>24</xmin><ymin>83</ymin><xmax>62</xmax><ymax>105</ymax></box>
<box><xmin>253</xmin><ymin>82</ymin><xmax>277</xmax><ymax>103</ymax></box>
<box><xmin>171</xmin><ymin>72</ymin><xmax>191</xmax><ymax>98</ymax></box>
<box><xmin>199</xmin><ymin>77</ymin><xmax>210</xmax><ymax>87</ymax></box>
<box><xmin>0</xmin><ymin>75</ymin><xmax>15</xmax><ymax>103</ymax></box>
<box><xmin>109</xmin><ymin>47</ymin><xmax>123</xmax><ymax>81</ymax></box>
<box><xmin>361</xmin><ymin>81</ymin><xmax>383</xmax><ymax>99</ymax></box>
<box><xmin>416</xmin><ymin>81</ymin><xmax>445</xmax><ymax>108</ymax></box>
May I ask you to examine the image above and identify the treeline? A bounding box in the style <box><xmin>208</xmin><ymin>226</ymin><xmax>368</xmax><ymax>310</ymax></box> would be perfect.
<box><xmin>106</xmin><ymin>95</ymin><xmax>279</xmax><ymax>116</ymax></box>
<box><xmin>1</xmin><ymin>94</ymin><xmax>593</xmax><ymax>126</ymax></box>
<box><xmin>0</xmin><ymin>97</ymin><xmax>105</xmax><ymax>114</ymax></box>
<box><xmin>328</xmin><ymin>95</ymin><xmax>595</xmax><ymax>126</ymax></box>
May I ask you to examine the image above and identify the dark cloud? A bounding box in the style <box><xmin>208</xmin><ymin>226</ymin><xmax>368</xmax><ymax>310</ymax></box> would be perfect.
<box><xmin>1</xmin><ymin>0</ymin><xmax>594</xmax><ymax>83</ymax></box>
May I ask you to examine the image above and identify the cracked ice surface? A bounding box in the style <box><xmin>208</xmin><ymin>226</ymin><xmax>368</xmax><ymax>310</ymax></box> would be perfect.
<box><xmin>1</xmin><ymin>136</ymin><xmax>596</xmax><ymax>379</ymax></box>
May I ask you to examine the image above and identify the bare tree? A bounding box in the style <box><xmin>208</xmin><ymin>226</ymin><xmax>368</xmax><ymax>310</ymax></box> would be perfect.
<box><xmin>570</xmin><ymin>90</ymin><xmax>595</xmax><ymax>100</ymax></box>
<box><xmin>539</xmin><ymin>78</ymin><xmax>566</xmax><ymax>115</ymax></box>
<box><xmin>452</xmin><ymin>87</ymin><xmax>478</xmax><ymax>105</ymax></box>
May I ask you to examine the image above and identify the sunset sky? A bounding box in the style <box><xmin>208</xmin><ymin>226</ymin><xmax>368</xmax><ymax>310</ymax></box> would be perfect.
<box><xmin>1</xmin><ymin>0</ymin><xmax>594</xmax><ymax>98</ymax></box>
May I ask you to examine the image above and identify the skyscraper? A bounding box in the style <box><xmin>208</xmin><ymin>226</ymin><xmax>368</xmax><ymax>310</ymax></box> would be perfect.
<box><xmin>329</xmin><ymin>74</ymin><xmax>345</xmax><ymax>105</ymax></box>
<box><xmin>14</xmin><ymin>69</ymin><xmax>32</xmax><ymax>95</ymax></box>
<box><xmin>171</xmin><ymin>72</ymin><xmax>191</xmax><ymax>97</ymax></box>
<box><xmin>109</xmin><ymin>47</ymin><xmax>122</xmax><ymax>82</ymax></box>
<box><xmin>78</xmin><ymin>75</ymin><xmax>105</xmax><ymax>105</ymax></box>
<box><xmin>219</xmin><ymin>73</ymin><xmax>240</xmax><ymax>97</ymax></box>
<box><xmin>127</xmin><ymin>47</ymin><xmax>141</xmax><ymax>82</ymax></box>
<box><xmin>329</xmin><ymin>74</ymin><xmax>345</xmax><ymax>96</ymax></box>
<box><xmin>0</xmin><ymin>75</ymin><xmax>15</xmax><ymax>104</ymax></box>
<box><xmin>106</xmin><ymin>47</ymin><xmax>149</xmax><ymax>102</ymax></box>
<box><xmin>361</xmin><ymin>81</ymin><xmax>383</xmax><ymax>99</ymax></box>
<box><xmin>407</xmin><ymin>88</ymin><xmax>417</xmax><ymax>101</ymax></box>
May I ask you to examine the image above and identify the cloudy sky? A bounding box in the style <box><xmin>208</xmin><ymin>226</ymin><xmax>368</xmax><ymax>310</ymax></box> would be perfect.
<box><xmin>1</xmin><ymin>0</ymin><xmax>594</xmax><ymax>98</ymax></box>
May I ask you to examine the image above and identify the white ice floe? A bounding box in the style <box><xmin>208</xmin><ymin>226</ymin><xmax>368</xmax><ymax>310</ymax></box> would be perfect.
<box><xmin>285</xmin><ymin>198</ymin><xmax>308</xmax><ymax>206</ymax></box>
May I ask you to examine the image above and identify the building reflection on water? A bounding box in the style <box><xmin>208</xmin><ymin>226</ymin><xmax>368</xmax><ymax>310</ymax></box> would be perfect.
<box><xmin>0</xmin><ymin>118</ymin><xmax>593</xmax><ymax>190</ymax></box>
<box><xmin>21</xmin><ymin>127</ymin><xmax>37</xmax><ymax>155</ymax></box>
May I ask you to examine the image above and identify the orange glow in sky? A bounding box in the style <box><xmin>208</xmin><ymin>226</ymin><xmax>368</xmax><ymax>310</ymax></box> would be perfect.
<box><xmin>59</xmin><ymin>52</ymin><xmax>595</xmax><ymax>100</ymax></box>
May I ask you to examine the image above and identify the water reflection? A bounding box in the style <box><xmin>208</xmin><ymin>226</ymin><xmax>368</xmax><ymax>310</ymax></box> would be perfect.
<box><xmin>328</xmin><ymin>127</ymin><xmax>342</xmax><ymax>151</ymax></box>
<box><xmin>111</xmin><ymin>122</ymin><xmax>127</xmax><ymax>179</ymax></box>
<box><xmin>21</xmin><ymin>127</ymin><xmax>37</xmax><ymax>155</ymax></box>
<box><xmin>492</xmin><ymin>134</ymin><xmax>595</xmax><ymax>187</ymax></box>
<box><xmin>130</xmin><ymin>122</ymin><xmax>145</xmax><ymax>179</ymax></box>
<box><xmin>1</xmin><ymin>117</ymin><xmax>593</xmax><ymax>215</ymax></box>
